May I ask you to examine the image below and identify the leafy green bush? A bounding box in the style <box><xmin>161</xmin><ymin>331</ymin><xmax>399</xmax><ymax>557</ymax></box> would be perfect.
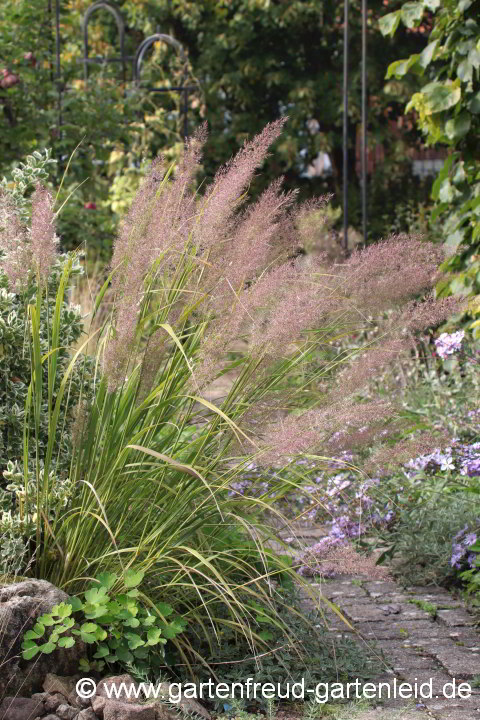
<box><xmin>380</xmin><ymin>0</ymin><xmax>480</xmax><ymax>337</ymax></box>
<box><xmin>0</xmin><ymin>152</ymin><xmax>95</xmax><ymax>575</ymax></box>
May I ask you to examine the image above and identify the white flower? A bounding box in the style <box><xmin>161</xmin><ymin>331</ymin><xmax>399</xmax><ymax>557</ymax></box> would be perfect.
<box><xmin>434</xmin><ymin>330</ymin><xmax>465</xmax><ymax>360</ymax></box>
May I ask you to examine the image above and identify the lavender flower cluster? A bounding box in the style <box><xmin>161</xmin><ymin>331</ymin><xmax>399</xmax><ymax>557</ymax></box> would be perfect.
<box><xmin>450</xmin><ymin>525</ymin><xmax>478</xmax><ymax>570</ymax></box>
<box><xmin>434</xmin><ymin>330</ymin><xmax>465</xmax><ymax>360</ymax></box>
<box><xmin>405</xmin><ymin>441</ymin><xmax>480</xmax><ymax>478</ymax></box>
<box><xmin>229</xmin><ymin>438</ymin><xmax>480</xmax><ymax>579</ymax></box>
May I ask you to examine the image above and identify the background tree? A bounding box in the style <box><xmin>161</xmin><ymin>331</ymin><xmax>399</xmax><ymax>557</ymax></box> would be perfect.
<box><xmin>380</xmin><ymin>0</ymin><xmax>480</xmax><ymax>337</ymax></box>
<box><xmin>1</xmin><ymin>0</ymin><xmax>431</xmax><ymax>258</ymax></box>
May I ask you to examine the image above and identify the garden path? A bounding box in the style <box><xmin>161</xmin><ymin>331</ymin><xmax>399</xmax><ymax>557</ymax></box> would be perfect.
<box><xmin>289</xmin><ymin>525</ymin><xmax>480</xmax><ymax>720</ymax></box>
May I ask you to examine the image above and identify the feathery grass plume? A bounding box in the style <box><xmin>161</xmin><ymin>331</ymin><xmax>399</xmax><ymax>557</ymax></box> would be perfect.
<box><xmin>258</xmin><ymin>400</ymin><xmax>392</xmax><ymax>466</ymax></box>
<box><xmin>192</xmin><ymin>262</ymin><xmax>296</xmax><ymax>387</ymax></box>
<box><xmin>365</xmin><ymin>431</ymin><xmax>452</xmax><ymax>475</ymax></box>
<box><xmin>297</xmin><ymin>539</ymin><xmax>390</xmax><ymax>579</ymax></box>
<box><xmin>249</xmin><ymin>259</ymin><xmax>338</xmax><ymax>357</ymax></box>
<box><xmin>0</xmin><ymin>188</ymin><xmax>30</xmax><ymax>290</ymax></box>
<box><xmin>29</xmin><ymin>183</ymin><xmax>57</xmax><ymax>283</ymax></box>
<box><xmin>206</xmin><ymin>178</ymin><xmax>296</xmax><ymax>299</ymax></box>
<box><xmin>144</xmin><ymin>123</ymin><xmax>207</xmax><ymax>261</ymax></box>
<box><xmin>330</xmin><ymin>338</ymin><xmax>413</xmax><ymax>400</ymax></box>
<box><xmin>340</xmin><ymin>235</ymin><xmax>445</xmax><ymax>312</ymax></box>
<box><xmin>105</xmin><ymin>156</ymin><xmax>165</xmax><ymax>389</ymax></box>
<box><xmin>193</xmin><ymin>118</ymin><xmax>287</xmax><ymax>254</ymax></box>
<box><xmin>399</xmin><ymin>294</ymin><xmax>465</xmax><ymax>332</ymax></box>
<box><xmin>105</xmin><ymin>128</ymin><xmax>208</xmax><ymax>390</ymax></box>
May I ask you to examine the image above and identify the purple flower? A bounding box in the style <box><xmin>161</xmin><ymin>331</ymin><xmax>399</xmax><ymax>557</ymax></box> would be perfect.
<box><xmin>450</xmin><ymin>527</ymin><xmax>479</xmax><ymax>568</ymax></box>
<box><xmin>466</xmin><ymin>458</ymin><xmax>480</xmax><ymax>477</ymax></box>
<box><xmin>434</xmin><ymin>330</ymin><xmax>464</xmax><ymax>360</ymax></box>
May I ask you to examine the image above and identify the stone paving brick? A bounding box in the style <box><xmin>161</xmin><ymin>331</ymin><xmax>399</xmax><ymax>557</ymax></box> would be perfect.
<box><xmin>387</xmin><ymin>650</ymin><xmax>441</xmax><ymax>672</ymax></box>
<box><xmin>399</xmin><ymin>669</ymin><xmax>455</xmax><ymax>694</ymax></box>
<box><xmin>357</xmin><ymin>620</ymin><xmax>443</xmax><ymax>641</ymax></box>
<box><xmin>432</xmin><ymin>712</ymin><xmax>479</xmax><ymax>720</ymax></box>
<box><xmin>430</xmin><ymin>647</ymin><xmax>480</xmax><ymax>679</ymax></box>
<box><xmin>317</xmin><ymin>580</ymin><xmax>369</xmax><ymax>599</ymax></box>
<box><xmin>436</xmin><ymin>610</ymin><xmax>476</xmax><ymax>628</ymax></box>
<box><xmin>363</xmin><ymin>581</ymin><xmax>401</xmax><ymax>596</ymax></box>
<box><xmin>445</xmin><ymin>631</ymin><xmax>480</xmax><ymax>647</ymax></box>
<box><xmin>342</xmin><ymin>605</ymin><xmax>410</xmax><ymax>623</ymax></box>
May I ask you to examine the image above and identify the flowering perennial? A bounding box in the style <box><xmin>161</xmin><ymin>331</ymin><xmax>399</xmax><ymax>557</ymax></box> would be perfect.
<box><xmin>434</xmin><ymin>330</ymin><xmax>465</xmax><ymax>359</ymax></box>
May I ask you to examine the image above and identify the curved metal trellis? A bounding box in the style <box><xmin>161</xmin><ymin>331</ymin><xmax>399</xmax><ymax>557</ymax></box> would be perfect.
<box><xmin>52</xmin><ymin>0</ymin><xmax>367</xmax><ymax>236</ymax></box>
<box><xmin>133</xmin><ymin>33</ymin><xmax>197</xmax><ymax>140</ymax></box>
<box><xmin>77</xmin><ymin>1</ymin><xmax>193</xmax><ymax>138</ymax></box>
<box><xmin>81</xmin><ymin>0</ymin><xmax>128</xmax><ymax>83</ymax></box>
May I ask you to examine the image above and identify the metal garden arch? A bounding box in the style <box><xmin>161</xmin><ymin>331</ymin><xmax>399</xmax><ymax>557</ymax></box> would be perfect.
<box><xmin>79</xmin><ymin>0</ymin><xmax>193</xmax><ymax>138</ymax></box>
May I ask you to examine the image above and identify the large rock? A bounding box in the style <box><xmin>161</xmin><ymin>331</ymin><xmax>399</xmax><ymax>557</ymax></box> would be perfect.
<box><xmin>0</xmin><ymin>695</ymin><xmax>45</xmax><ymax>720</ymax></box>
<box><xmin>102</xmin><ymin>701</ymin><xmax>155</xmax><ymax>720</ymax></box>
<box><xmin>0</xmin><ymin>580</ymin><xmax>84</xmax><ymax>698</ymax></box>
<box><xmin>151</xmin><ymin>684</ymin><xmax>210</xmax><ymax>720</ymax></box>
<box><xmin>96</xmin><ymin>676</ymin><xmax>141</xmax><ymax>704</ymax></box>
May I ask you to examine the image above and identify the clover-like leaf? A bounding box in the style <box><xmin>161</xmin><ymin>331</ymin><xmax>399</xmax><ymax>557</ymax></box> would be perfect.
<box><xmin>116</xmin><ymin>646</ymin><xmax>134</xmax><ymax>663</ymax></box>
<box><xmin>95</xmin><ymin>627</ymin><xmax>108</xmax><ymax>642</ymax></box>
<box><xmin>39</xmin><ymin>641</ymin><xmax>56</xmax><ymax>654</ymax></box>
<box><xmin>37</xmin><ymin>614</ymin><xmax>55</xmax><ymax>626</ymax></box>
<box><xmin>146</xmin><ymin>628</ymin><xmax>162</xmax><ymax>646</ymax></box>
<box><xmin>57</xmin><ymin>617</ymin><xmax>75</xmax><ymax>633</ymax></box>
<box><xmin>24</xmin><ymin>627</ymin><xmax>43</xmax><ymax>641</ymax></box>
<box><xmin>52</xmin><ymin>602</ymin><xmax>73</xmax><ymax>619</ymax></box>
<box><xmin>80</xmin><ymin>622</ymin><xmax>98</xmax><ymax>634</ymax></box>
<box><xmin>83</xmin><ymin>604</ymin><xmax>110</xmax><ymax>619</ymax></box>
<box><xmin>93</xmin><ymin>644</ymin><xmax>110</xmax><ymax>659</ymax></box>
<box><xmin>125</xmin><ymin>633</ymin><xmax>145</xmax><ymax>650</ymax></box>
<box><xmin>96</xmin><ymin>572</ymin><xmax>117</xmax><ymax>590</ymax></box>
<box><xmin>124</xmin><ymin>568</ymin><xmax>145</xmax><ymax>588</ymax></box>
<box><xmin>84</xmin><ymin>586</ymin><xmax>109</xmax><ymax>604</ymax></box>
<box><xmin>69</xmin><ymin>596</ymin><xmax>84</xmax><ymax>613</ymax></box>
<box><xmin>142</xmin><ymin>615</ymin><xmax>157</xmax><ymax>627</ymax></box>
<box><xmin>30</xmin><ymin>622</ymin><xmax>45</xmax><ymax>638</ymax></box>
<box><xmin>155</xmin><ymin>602</ymin><xmax>173</xmax><ymax>618</ymax></box>
<box><xmin>133</xmin><ymin>647</ymin><xmax>149</xmax><ymax>659</ymax></box>
<box><xmin>22</xmin><ymin>645</ymin><xmax>40</xmax><ymax>660</ymax></box>
<box><xmin>123</xmin><ymin>616</ymin><xmax>140</xmax><ymax>628</ymax></box>
<box><xmin>58</xmin><ymin>636</ymin><xmax>75</xmax><ymax>649</ymax></box>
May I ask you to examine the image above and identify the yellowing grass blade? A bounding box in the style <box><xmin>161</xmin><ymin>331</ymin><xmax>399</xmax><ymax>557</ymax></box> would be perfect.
<box><xmin>186</xmin><ymin>395</ymin><xmax>257</xmax><ymax>448</ymax></box>
<box><xmin>127</xmin><ymin>445</ymin><xmax>223</xmax><ymax>520</ymax></box>
<box><xmin>157</xmin><ymin>323</ymin><xmax>194</xmax><ymax>373</ymax></box>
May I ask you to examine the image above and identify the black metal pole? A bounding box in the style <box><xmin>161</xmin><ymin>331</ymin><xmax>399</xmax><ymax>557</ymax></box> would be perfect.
<box><xmin>55</xmin><ymin>0</ymin><xmax>62</xmax><ymax>133</ymax></box>
<box><xmin>183</xmin><ymin>87</ymin><xmax>189</xmax><ymax>140</ymax></box>
<box><xmin>343</xmin><ymin>0</ymin><xmax>349</xmax><ymax>252</ymax></box>
<box><xmin>362</xmin><ymin>0</ymin><xmax>367</xmax><ymax>244</ymax></box>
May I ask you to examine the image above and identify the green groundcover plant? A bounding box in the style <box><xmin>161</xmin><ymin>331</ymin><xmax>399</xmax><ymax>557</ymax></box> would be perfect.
<box><xmin>21</xmin><ymin>567</ymin><xmax>186</xmax><ymax>676</ymax></box>
<box><xmin>0</xmin><ymin>120</ymin><xmax>456</xmax><ymax>673</ymax></box>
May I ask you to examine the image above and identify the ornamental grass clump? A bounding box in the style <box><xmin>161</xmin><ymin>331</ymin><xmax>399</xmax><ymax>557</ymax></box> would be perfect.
<box><xmin>0</xmin><ymin>123</ymin><xmax>457</xmax><ymax>674</ymax></box>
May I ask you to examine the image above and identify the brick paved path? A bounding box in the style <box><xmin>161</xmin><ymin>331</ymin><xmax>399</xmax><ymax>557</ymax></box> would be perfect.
<box><xmin>313</xmin><ymin>577</ymin><xmax>480</xmax><ymax>720</ymax></box>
